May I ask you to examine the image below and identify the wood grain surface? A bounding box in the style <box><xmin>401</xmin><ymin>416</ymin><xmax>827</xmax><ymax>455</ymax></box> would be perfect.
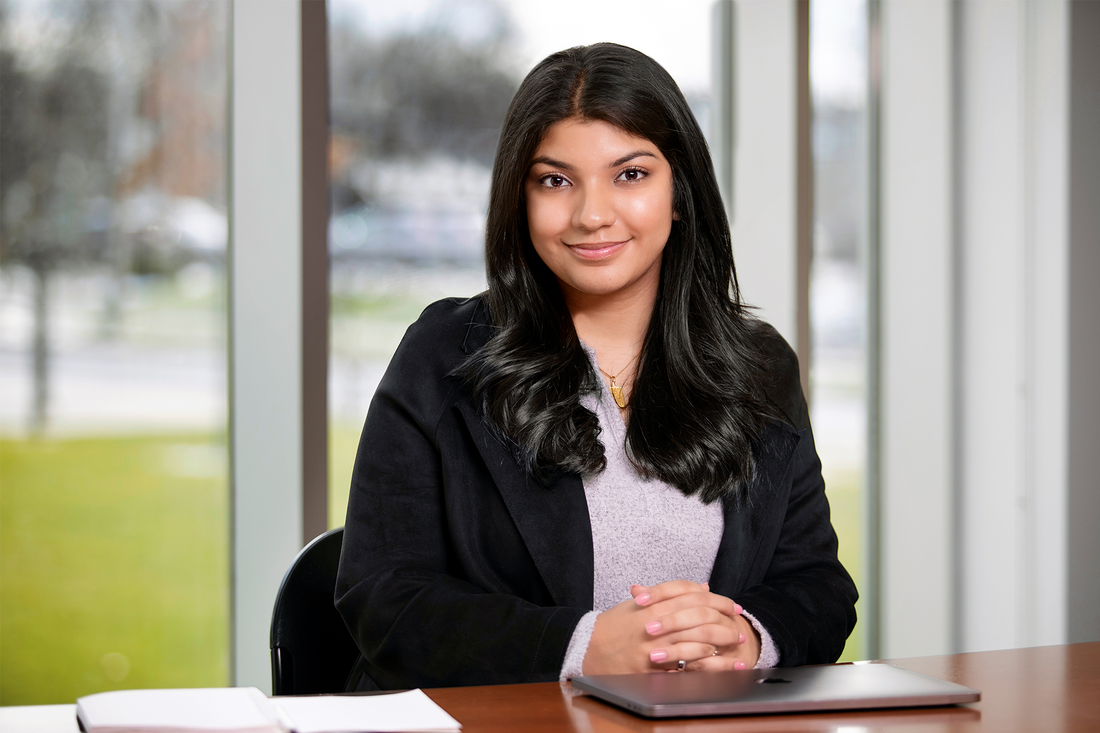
<box><xmin>424</xmin><ymin>642</ymin><xmax>1100</xmax><ymax>732</ymax></box>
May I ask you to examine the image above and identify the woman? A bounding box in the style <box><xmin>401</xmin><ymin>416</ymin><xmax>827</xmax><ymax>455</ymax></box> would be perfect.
<box><xmin>335</xmin><ymin>43</ymin><xmax>856</xmax><ymax>691</ymax></box>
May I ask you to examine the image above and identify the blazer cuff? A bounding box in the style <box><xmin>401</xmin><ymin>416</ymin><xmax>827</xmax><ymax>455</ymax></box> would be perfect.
<box><xmin>559</xmin><ymin>611</ymin><xmax>599</xmax><ymax>681</ymax></box>
<box><xmin>741</xmin><ymin>609</ymin><xmax>780</xmax><ymax>668</ymax></box>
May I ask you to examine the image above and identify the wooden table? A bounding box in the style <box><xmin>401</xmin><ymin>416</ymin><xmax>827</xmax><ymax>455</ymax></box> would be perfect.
<box><xmin>3</xmin><ymin>643</ymin><xmax>1098</xmax><ymax>732</ymax></box>
<box><xmin>424</xmin><ymin>642</ymin><xmax>1100</xmax><ymax>732</ymax></box>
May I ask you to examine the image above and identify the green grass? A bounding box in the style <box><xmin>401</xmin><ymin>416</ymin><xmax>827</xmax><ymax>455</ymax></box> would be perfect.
<box><xmin>328</xmin><ymin>423</ymin><xmax>363</xmax><ymax>530</ymax></box>
<box><xmin>0</xmin><ymin>434</ymin><xmax>229</xmax><ymax>706</ymax></box>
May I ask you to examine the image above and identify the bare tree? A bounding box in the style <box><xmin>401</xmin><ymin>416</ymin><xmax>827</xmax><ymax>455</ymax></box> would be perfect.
<box><xmin>1</xmin><ymin>17</ymin><xmax>111</xmax><ymax>432</ymax></box>
<box><xmin>329</xmin><ymin>1</ymin><xmax>520</xmax><ymax>212</ymax></box>
<box><xmin>0</xmin><ymin>0</ymin><xmax>227</xmax><ymax>433</ymax></box>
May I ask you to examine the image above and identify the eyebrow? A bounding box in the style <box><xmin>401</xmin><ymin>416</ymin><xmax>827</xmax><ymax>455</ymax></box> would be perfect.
<box><xmin>610</xmin><ymin>150</ymin><xmax>657</xmax><ymax>167</ymax></box>
<box><xmin>528</xmin><ymin>150</ymin><xmax>658</xmax><ymax>172</ymax></box>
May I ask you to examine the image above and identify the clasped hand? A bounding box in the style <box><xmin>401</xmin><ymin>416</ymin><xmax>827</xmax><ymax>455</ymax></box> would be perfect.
<box><xmin>581</xmin><ymin>580</ymin><xmax>761</xmax><ymax>675</ymax></box>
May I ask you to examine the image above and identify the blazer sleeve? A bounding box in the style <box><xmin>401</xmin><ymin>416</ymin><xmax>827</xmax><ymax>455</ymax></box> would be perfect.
<box><xmin>726</xmin><ymin>325</ymin><xmax>858</xmax><ymax>665</ymax></box>
<box><xmin>334</xmin><ymin>301</ymin><xmax>586</xmax><ymax>690</ymax></box>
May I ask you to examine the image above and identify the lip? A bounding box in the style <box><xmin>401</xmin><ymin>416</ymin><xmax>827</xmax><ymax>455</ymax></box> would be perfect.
<box><xmin>566</xmin><ymin>239</ymin><xmax>629</xmax><ymax>261</ymax></box>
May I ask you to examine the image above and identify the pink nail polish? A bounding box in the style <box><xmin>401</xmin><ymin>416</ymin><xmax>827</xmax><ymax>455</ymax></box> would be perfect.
<box><xmin>739</xmin><ymin>633</ymin><xmax>746</xmax><ymax>645</ymax></box>
<box><xmin>635</xmin><ymin>593</ymin><xmax>651</xmax><ymax>605</ymax></box>
<box><xmin>734</xmin><ymin>660</ymin><xmax>746</xmax><ymax>670</ymax></box>
<box><xmin>650</xmin><ymin>650</ymin><xmax>668</xmax><ymax>662</ymax></box>
<box><xmin>646</xmin><ymin>621</ymin><xmax>662</xmax><ymax>634</ymax></box>
<box><xmin>734</xmin><ymin>603</ymin><xmax>743</xmax><ymax>615</ymax></box>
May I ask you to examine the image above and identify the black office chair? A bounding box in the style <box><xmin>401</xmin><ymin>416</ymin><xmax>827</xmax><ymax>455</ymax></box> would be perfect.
<box><xmin>269</xmin><ymin>526</ymin><xmax>362</xmax><ymax>695</ymax></box>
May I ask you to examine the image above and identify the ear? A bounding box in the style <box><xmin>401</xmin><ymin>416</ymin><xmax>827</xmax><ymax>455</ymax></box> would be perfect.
<box><xmin>672</xmin><ymin>209</ymin><xmax>681</xmax><ymax>221</ymax></box>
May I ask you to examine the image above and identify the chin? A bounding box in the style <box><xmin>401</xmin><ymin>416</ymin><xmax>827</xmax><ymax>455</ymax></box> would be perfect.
<box><xmin>562</xmin><ymin>279</ymin><xmax>641</xmax><ymax>300</ymax></box>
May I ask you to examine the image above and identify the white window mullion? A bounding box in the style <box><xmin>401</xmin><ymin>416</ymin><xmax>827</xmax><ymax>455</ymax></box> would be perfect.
<box><xmin>230</xmin><ymin>0</ymin><xmax>304</xmax><ymax>692</ymax></box>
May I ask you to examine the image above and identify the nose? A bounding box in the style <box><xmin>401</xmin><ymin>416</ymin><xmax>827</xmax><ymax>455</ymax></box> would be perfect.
<box><xmin>572</xmin><ymin>182</ymin><xmax>615</xmax><ymax>231</ymax></box>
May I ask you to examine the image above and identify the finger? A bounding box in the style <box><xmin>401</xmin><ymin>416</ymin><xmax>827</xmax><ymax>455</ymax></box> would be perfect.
<box><xmin>632</xmin><ymin>580</ymin><xmax>707</xmax><ymax>606</ymax></box>
<box><xmin>685</xmin><ymin>654</ymin><xmax>751</xmax><ymax>673</ymax></box>
<box><xmin>648</xmin><ymin>642</ymin><xmax>724</xmax><ymax>669</ymax></box>
<box><xmin>646</xmin><ymin>596</ymin><xmax>742</xmax><ymax>631</ymax></box>
<box><xmin>663</xmin><ymin>626</ymin><xmax>748</xmax><ymax>651</ymax></box>
<box><xmin>647</xmin><ymin>590</ymin><xmax>743</xmax><ymax>621</ymax></box>
<box><xmin>632</xmin><ymin>583</ymin><xmax>744</xmax><ymax>620</ymax></box>
<box><xmin>649</xmin><ymin>620</ymin><xmax>743</xmax><ymax>652</ymax></box>
<box><xmin>644</xmin><ymin>607</ymin><xmax>721</xmax><ymax>638</ymax></box>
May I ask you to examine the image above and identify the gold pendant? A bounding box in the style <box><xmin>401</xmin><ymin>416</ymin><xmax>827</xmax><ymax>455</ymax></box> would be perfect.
<box><xmin>610</xmin><ymin>377</ymin><xmax>627</xmax><ymax>409</ymax></box>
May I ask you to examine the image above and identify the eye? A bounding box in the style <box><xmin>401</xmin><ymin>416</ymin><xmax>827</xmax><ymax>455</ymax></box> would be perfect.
<box><xmin>539</xmin><ymin>174</ymin><xmax>570</xmax><ymax>189</ymax></box>
<box><xmin>617</xmin><ymin>167</ymin><xmax>647</xmax><ymax>182</ymax></box>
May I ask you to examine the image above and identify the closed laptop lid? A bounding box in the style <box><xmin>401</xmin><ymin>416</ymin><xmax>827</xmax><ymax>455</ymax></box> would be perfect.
<box><xmin>571</xmin><ymin>663</ymin><xmax>981</xmax><ymax>718</ymax></box>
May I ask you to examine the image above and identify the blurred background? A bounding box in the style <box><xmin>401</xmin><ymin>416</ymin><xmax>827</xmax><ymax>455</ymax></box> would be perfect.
<box><xmin>1</xmin><ymin>0</ymin><xmax>231</xmax><ymax>704</ymax></box>
<box><xmin>2</xmin><ymin>0</ymin><xmax>1097</xmax><ymax>706</ymax></box>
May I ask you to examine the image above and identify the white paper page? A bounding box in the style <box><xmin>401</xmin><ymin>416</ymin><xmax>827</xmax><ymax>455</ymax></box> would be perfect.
<box><xmin>76</xmin><ymin>688</ymin><xmax>281</xmax><ymax>731</ymax></box>
<box><xmin>274</xmin><ymin>690</ymin><xmax>461</xmax><ymax>733</ymax></box>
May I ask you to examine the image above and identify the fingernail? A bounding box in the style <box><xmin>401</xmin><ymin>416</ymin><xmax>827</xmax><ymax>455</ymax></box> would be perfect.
<box><xmin>635</xmin><ymin>593</ymin><xmax>651</xmax><ymax>605</ymax></box>
<box><xmin>701</xmin><ymin>582</ymin><xmax>710</xmax><ymax>590</ymax></box>
<box><xmin>734</xmin><ymin>603</ymin><xmax>743</xmax><ymax>614</ymax></box>
<box><xmin>650</xmin><ymin>650</ymin><xmax>668</xmax><ymax>662</ymax></box>
<box><xmin>734</xmin><ymin>660</ymin><xmax>746</xmax><ymax>670</ymax></box>
<box><xmin>645</xmin><ymin>621</ymin><xmax>662</xmax><ymax>635</ymax></box>
<box><xmin>739</xmin><ymin>633</ymin><xmax>747</xmax><ymax>645</ymax></box>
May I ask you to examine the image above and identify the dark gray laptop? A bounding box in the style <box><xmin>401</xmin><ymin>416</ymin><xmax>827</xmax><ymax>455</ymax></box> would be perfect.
<box><xmin>571</xmin><ymin>663</ymin><xmax>980</xmax><ymax>718</ymax></box>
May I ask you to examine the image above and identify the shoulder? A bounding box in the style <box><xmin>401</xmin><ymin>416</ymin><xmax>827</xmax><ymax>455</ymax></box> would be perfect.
<box><xmin>745</xmin><ymin>320</ymin><xmax>809</xmax><ymax>432</ymax></box>
<box><xmin>374</xmin><ymin>294</ymin><xmax>489</xmax><ymax>415</ymax></box>
<box><xmin>390</xmin><ymin>294</ymin><xmax>491</xmax><ymax>370</ymax></box>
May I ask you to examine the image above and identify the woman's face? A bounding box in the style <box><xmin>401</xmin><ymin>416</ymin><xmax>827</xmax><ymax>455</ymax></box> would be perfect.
<box><xmin>524</xmin><ymin>118</ymin><xmax>676</xmax><ymax>306</ymax></box>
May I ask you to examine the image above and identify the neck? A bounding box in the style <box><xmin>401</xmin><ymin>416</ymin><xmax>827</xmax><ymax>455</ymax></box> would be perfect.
<box><xmin>563</xmin><ymin>283</ymin><xmax>657</xmax><ymax>372</ymax></box>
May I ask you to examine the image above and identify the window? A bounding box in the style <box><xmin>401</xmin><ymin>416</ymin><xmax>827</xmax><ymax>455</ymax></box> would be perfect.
<box><xmin>809</xmin><ymin>0</ymin><xmax>872</xmax><ymax>661</ymax></box>
<box><xmin>326</xmin><ymin>0</ymin><xmax>716</xmax><ymax>527</ymax></box>
<box><xmin>0</xmin><ymin>0</ymin><xmax>229</xmax><ymax>704</ymax></box>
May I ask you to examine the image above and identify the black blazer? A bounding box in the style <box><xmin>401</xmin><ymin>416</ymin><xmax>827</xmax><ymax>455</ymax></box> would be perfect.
<box><xmin>335</xmin><ymin>296</ymin><xmax>857</xmax><ymax>690</ymax></box>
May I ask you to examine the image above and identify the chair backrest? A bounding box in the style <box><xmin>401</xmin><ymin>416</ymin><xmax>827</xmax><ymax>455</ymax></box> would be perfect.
<box><xmin>269</xmin><ymin>526</ymin><xmax>361</xmax><ymax>695</ymax></box>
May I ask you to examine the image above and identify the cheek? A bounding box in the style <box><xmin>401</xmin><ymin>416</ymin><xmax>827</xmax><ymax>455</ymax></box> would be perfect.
<box><xmin>624</xmin><ymin>193</ymin><xmax>675</xmax><ymax>241</ymax></box>
<box><xmin>528</xmin><ymin>203</ymin><xmax>579</xmax><ymax>270</ymax></box>
<box><xmin>525</xmin><ymin>196</ymin><xmax>559</xmax><ymax>242</ymax></box>
<box><xmin>525</xmin><ymin>203</ymin><xmax>558</xmax><ymax>268</ymax></box>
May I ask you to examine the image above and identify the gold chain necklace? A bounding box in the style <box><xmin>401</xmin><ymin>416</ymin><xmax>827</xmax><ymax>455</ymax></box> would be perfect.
<box><xmin>597</xmin><ymin>352</ymin><xmax>640</xmax><ymax>409</ymax></box>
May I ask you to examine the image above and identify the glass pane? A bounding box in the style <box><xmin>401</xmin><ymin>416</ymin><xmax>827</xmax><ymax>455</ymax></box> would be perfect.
<box><xmin>809</xmin><ymin>0</ymin><xmax>869</xmax><ymax>661</ymax></box>
<box><xmin>327</xmin><ymin>0</ymin><xmax>714</xmax><ymax>528</ymax></box>
<box><xmin>0</xmin><ymin>0</ymin><xmax>229</xmax><ymax>704</ymax></box>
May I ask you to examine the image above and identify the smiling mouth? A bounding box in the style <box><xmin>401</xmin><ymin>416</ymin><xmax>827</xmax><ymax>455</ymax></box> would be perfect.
<box><xmin>567</xmin><ymin>240</ymin><xmax>628</xmax><ymax>260</ymax></box>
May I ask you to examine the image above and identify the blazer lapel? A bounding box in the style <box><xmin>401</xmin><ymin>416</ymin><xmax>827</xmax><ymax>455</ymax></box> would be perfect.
<box><xmin>457</xmin><ymin>401</ymin><xmax>595</xmax><ymax>611</ymax></box>
<box><xmin>710</xmin><ymin>423</ymin><xmax>800</xmax><ymax>596</ymax></box>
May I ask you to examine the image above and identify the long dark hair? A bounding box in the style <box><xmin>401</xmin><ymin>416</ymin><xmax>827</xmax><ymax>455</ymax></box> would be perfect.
<box><xmin>460</xmin><ymin>43</ymin><xmax>775</xmax><ymax>504</ymax></box>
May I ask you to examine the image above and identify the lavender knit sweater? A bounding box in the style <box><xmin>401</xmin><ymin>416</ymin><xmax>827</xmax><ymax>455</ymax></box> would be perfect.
<box><xmin>558</xmin><ymin>346</ymin><xmax>779</xmax><ymax>679</ymax></box>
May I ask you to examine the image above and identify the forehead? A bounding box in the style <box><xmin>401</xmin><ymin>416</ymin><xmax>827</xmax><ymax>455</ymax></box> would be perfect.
<box><xmin>532</xmin><ymin>118</ymin><xmax>663</xmax><ymax>163</ymax></box>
